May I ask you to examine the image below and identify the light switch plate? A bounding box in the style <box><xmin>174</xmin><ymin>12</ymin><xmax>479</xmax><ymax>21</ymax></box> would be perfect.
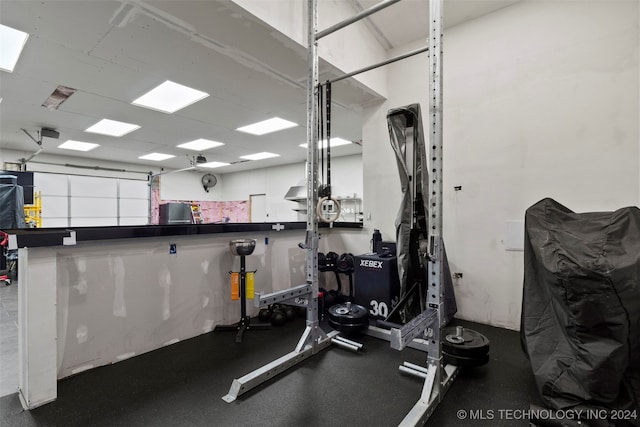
<box><xmin>505</xmin><ymin>220</ymin><xmax>524</xmax><ymax>251</ymax></box>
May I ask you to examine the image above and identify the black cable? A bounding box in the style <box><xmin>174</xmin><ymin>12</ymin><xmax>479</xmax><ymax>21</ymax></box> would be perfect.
<box><xmin>325</xmin><ymin>81</ymin><xmax>332</xmax><ymax>196</ymax></box>
<box><xmin>318</xmin><ymin>83</ymin><xmax>325</xmax><ymax>189</ymax></box>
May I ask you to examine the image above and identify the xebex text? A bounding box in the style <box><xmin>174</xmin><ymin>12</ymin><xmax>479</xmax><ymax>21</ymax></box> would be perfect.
<box><xmin>360</xmin><ymin>259</ymin><xmax>383</xmax><ymax>269</ymax></box>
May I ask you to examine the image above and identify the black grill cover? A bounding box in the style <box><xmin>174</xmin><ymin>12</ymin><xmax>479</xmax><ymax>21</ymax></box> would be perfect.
<box><xmin>0</xmin><ymin>176</ymin><xmax>26</xmax><ymax>229</ymax></box>
<box><xmin>521</xmin><ymin>198</ymin><xmax>640</xmax><ymax>415</ymax></box>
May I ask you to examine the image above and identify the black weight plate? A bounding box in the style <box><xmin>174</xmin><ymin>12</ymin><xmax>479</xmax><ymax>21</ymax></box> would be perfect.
<box><xmin>328</xmin><ymin>318</ymin><xmax>369</xmax><ymax>334</ymax></box>
<box><xmin>328</xmin><ymin>303</ymin><xmax>368</xmax><ymax>325</ymax></box>
<box><xmin>327</xmin><ymin>303</ymin><xmax>369</xmax><ymax>334</ymax></box>
<box><xmin>441</xmin><ymin>327</ymin><xmax>490</xmax><ymax>358</ymax></box>
<box><xmin>443</xmin><ymin>351</ymin><xmax>490</xmax><ymax>368</ymax></box>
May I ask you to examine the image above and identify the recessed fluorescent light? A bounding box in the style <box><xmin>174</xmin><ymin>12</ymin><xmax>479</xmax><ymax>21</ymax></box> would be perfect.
<box><xmin>58</xmin><ymin>140</ymin><xmax>99</xmax><ymax>152</ymax></box>
<box><xmin>236</xmin><ymin>117</ymin><xmax>297</xmax><ymax>136</ymax></box>
<box><xmin>240</xmin><ymin>152</ymin><xmax>280</xmax><ymax>161</ymax></box>
<box><xmin>200</xmin><ymin>161</ymin><xmax>230</xmax><ymax>169</ymax></box>
<box><xmin>131</xmin><ymin>80</ymin><xmax>209</xmax><ymax>114</ymax></box>
<box><xmin>177</xmin><ymin>139</ymin><xmax>224</xmax><ymax>151</ymax></box>
<box><xmin>85</xmin><ymin>119</ymin><xmax>140</xmax><ymax>137</ymax></box>
<box><xmin>299</xmin><ymin>137</ymin><xmax>352</xmax><ymax>149</ymax></box>
<box><xmin>138</xmin><ymin>153</ymin><xmax>175</xmax><ymax>161</ymax></box>
<box><xmin>0</xmin><ymin>24</ymin><xmax>29</xmax><ymax>73</ymax></box>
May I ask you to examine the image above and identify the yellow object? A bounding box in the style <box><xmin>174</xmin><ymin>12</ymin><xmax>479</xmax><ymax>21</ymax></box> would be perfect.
<box><xmin>24</xmin><ymin>191</ymin><xmax>42</xmax><ymax>228</ymax></box>
<box><xmin>246</xmin><ymin>272</ymin><xmax>255</xmax><ymax>299</ymax></box>
<box><xmin>190</xmin><ymin>203</ymin><xmax>203</xmax><ymax>224</ymax></box>
<box><xmin>231</xmin><ymin>272</ymin><xmax>240</xmax><ymax>300</ymax></box>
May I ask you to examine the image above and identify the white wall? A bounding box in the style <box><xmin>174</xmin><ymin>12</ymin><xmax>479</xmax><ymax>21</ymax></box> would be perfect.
<box><xmin>158</xmin><ymin>169</ymin><xmax>224</xmax><ymax>201</ymax></box>
<box><xmin>232</xmin><ymin>0</ymin><xmax>388</xmax><ymax>97</ymax></box>
<box><xmin>362</xmin><ymin>0</ymin><xmax>639</xmax><ymax>330</ymax></box>
<box><xmin>213</xmin><ymin>154</ymin><xmax>363</xmax><ymax>222</ymax></box>
<box><xmin>52</xmin><ymin>230</ymin><xmax>306</xmax><ymax>378</ymax></box>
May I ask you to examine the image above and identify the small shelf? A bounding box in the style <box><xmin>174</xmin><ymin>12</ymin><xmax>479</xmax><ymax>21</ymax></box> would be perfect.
<box><xmin>286</xmin><ymin>193</ymin><xmax>362</xmax><ymax>222</ymax></box>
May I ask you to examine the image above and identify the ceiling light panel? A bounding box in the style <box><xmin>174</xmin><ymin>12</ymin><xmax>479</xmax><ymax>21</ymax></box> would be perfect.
<box><xmin>58</xmin><ymin>140</ymin><xmax>99</xmax><ymax>152</ymax></box>
<box><xmin>199</xmin><ymin>161</ymin><xmax>230</xmax><ymax>169</ymax></box>
<box><xmin>85</xmin><ymin>119</ymin><xmax>140</xmax><ymax>137</ymax></box>
<box><xmin>131</xmin><ymin>80</ymin><xmax>209</xmax><ymax>114</ymax></box>
<box><xmin>0</xmin><ymin>24</ymin><xmax>29</xmax><ymax>73</ymax></box>
<box><xmin>240</xmin><ymin>152</ymin><xmax>280</xmax><ymax>161</ymax></box>
<box><xmin>236</xmin><ymin>117</ymin><xmax>297</xmax><ymax>136</ymax></box>
<box><xmin>138</xmin><ymin>153</ymin><xmax>175</xmax><ymax>161</ymax></box>
<box><xmin>299</xmin><ymin>137</ymin><xmax>352</xmax><ymax>148</ymax></box>
<box><xmin>177</xmin><ymin>139</ymin><xmax>224</xmax><ymax>151</ymax></box>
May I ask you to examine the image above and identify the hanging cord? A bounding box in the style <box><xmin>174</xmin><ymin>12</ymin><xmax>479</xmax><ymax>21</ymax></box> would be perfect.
<box><xmin>317</xmin><ymin>81</ymin><xmax>340</xmax><ymax>223</ymax></box>
<box><xmin>325</xmin><ymin>81</ymin><xmax>332</xmax><ymax>194</ymax></box>
<box><xmin>318</xmin><ymin>82</ymin><xmax>325</xmax><ymax>191</ymax></box>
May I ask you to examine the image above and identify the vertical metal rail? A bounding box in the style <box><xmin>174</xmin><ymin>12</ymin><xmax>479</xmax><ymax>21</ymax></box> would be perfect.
<box><xmin>399</xmin><ymin>1</ymin><xmax>457</xmax><ymax>426</ymax></box>
<box><xmin>116</xmin><ymin>179</ymin><xmax>121</xmax><ymax>226</ymax></box>
<box><xmin>147</xmin><ymin>175</ymin><xmax>153</xmax><ymax>225</ymax></box>
<box><xmin>426</xmin><ymin>0</ymin><xmax>444</xmax><ymax>379</ymax></box>
<box><xmin>67</xmin><ymin>175</ymin><xmax>72</xmax><ymax>227</ymax></box>
<box><xmin>221</xmin><ymin>1</ymin><xmax>339</xmax><ymax>403</ymax></box>
<box><xmin>425</xmin><ymin>0</ymin><xmax>446</xmax><ymax>406</ymax></box>
<box><xmin>304</xmin><ymin>0</ymin><xmax>324</xmax><ymax>347</ymax></box>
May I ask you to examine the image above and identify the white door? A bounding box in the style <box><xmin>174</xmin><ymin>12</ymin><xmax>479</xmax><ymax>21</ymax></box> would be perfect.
<box><xmin>250</xmin><ymin>194</ymin><xmax>267</xmax><ymax>222</ymax></box>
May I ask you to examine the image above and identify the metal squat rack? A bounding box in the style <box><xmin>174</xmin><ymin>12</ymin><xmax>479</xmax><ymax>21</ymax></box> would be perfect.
<box><xmin>222</xmin><ymin>1</ymin><xmax>455</xmax><ymax>425</ymax></box>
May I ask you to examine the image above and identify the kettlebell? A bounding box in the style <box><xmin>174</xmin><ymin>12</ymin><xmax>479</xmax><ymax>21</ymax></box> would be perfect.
<box><xmin>271</xmin><ymin>309</ymin><xmax>287</xmax><ymax>327</ymax></box>
<box><xmin>284</xmin><ymin>305</ymin><xmax>296</xmax><ymax>322</ymax></box>
<box><xmin>258</xmin><ymin>308</ymin><xmax>271</xmax><ymax>322</ymax></box>
<box><xmin>295</xmin><ymin>306</ymin><xmax>307</xmax><ymax>317</ymax></box>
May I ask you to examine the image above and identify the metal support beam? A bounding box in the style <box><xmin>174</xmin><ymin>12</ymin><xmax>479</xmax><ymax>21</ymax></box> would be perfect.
<box><xmin>399</xmin><ymin>361</ymin><xmax>430</xmax><ymax>380</ymax></box>
<box><xmin>326</xmin><ymin>46</ymin><xmax>428</xmax><ymax>85</ymax></box>
<box><xmin>315</xmin><ymin>0</ymin><xmax>402</xmax><ymax>40</ymax></box>
<box><xmin>397</xmin><ymin>2</ymin><xmax>449</xmax><ymax>425</ymax></box>
<box><xmin>331</xmin><ymin>335</ymin><xmax>364</xmax><ymax>352</ymax></box>
<box><xmin>221</xmin><ymin>0</ymin><xmax>333</xmax><ymax>405</ymax></box>
<box><xmin>254</xmin><ymin>283</ymin><xmax>313</xmax><ymax>307</ymax></box>
<box><xmin>399</xmin><ymin>364</ymin><xmax>458</xmax><ymax>426</ymax></box>
<box><xmin>390</xmin><ymin>308</ymin><xmax>437</xmax><ymax>351</ymax></box>
<box><xmin>364</xmin><ymin>325</ymin><xmax>431</xmax><ymax>352</ymax></box>
<box><xmin>306</xmin><ymin>0</ymin><xmax>320</xmax><ymax>313</ymax></box>
<box><xmin>222</xmin><ymin>329</ymin><xmax>339</xmax><ymax>403</ymax></box>
<box><xmin>426</xmin><ymin>0</ymin><xmax>444</xmax><ymax>361</ymax></box>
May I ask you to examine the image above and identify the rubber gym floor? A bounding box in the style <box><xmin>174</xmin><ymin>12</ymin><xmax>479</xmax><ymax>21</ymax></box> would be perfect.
<box><xmin>0</xmin><ymin>318</ymin><xmax>541</xmax><ymax>426</ymax></box>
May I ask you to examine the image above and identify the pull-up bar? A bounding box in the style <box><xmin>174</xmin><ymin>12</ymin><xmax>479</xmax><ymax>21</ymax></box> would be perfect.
<box><xmin>315</xmin><ymin>0</ymin><xmax>403</xmax><ymax>40</ymax></box>
<box><xmin>325</xmin><ymin>45</ymin><xmax>428</xmax><ymax>85</ymax></box>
